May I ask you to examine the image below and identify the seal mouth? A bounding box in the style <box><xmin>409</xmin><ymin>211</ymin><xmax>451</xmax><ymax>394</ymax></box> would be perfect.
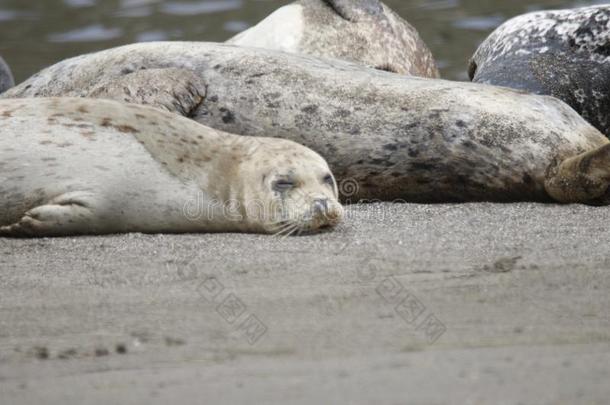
<box><xmin>270</xmin><ymin>218</ymin><xmax>338</xmax><ymax>237</ymax></box>
<box><xmin>269</xmin><ymin>205</ymin><xmax>343</xmax><ymax>237</ymax></box>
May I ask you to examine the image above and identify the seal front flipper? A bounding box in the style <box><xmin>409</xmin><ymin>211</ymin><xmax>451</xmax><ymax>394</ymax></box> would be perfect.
<box><xmin>545</xmin><ymin>143</ymin><xmax>610</xmax><ymax>205</ymax></box>
<box><xmin>88</xmin><ymin>68</ymin><xmax>206</xmax><ymax>117</ymax></box>
<box><xmin>323</xmin><ymin>0</ymin><xmax>384</xmax><ymax>22</ymax></box>
<box><xmin>0</xmin><ymin>56</ymin><xmax>14</xmax><ymax>94</ymax></box>
<box><xmin>0</xmin><ymin>192</ymin><xmax>98</xmax><ymax>237</ymax></box>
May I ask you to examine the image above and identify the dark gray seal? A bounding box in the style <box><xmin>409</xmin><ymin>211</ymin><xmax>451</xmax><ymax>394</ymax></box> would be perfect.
<box><xmin>469</xmin><ymin>5</ymin><xmax>610</xmax><ymax>136</ymax></box>
<box><xmin>228</xmin><ymin>0</ymin><xmax>439</xmax><ymax>77</ymax></box>
<box><xmin>4</xmin><ymin>42</ymin><xmax>610</xmax><ymax>204</ymax></box>
<box><xmin>0</xmin><ymin>55</ymin><xmax>14</xmax><ymax>94</ymax></box>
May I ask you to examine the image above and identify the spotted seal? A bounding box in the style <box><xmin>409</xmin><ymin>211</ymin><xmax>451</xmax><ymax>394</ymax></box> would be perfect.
<box><xmin>4</xmin><ymin>42</ymin><xmax>610</xmax><ymax>204</ymax></box>
<box><xmin>0</xmin><ymin>55</ymin><xmax>14</xmax><ymax>94</ymax></box>
<box><xmin>0</xmin><ymin>98</ymin><xmax>343</xmax><ymax>237</ymax></box>
<box><xmin>227</xmin><ymin>0</ymin><xmax>439</xmax><ymax>77</ymax></box>
<box><xmin>469</xmin><ymin>5</ymin><xmax>610</xmax><ymax>136</ymax></box>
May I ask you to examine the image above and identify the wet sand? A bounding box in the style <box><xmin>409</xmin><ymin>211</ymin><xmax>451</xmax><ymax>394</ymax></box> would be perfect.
<box><xmin>1</xmin><ymin>203</ymin><xmax>609</xmax><ymax>404</ymax></box>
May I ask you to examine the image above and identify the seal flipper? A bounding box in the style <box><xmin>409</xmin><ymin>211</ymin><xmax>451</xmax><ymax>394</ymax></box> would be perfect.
<box><xmin>88</xmin><ymin>68</ymin><xmax>206</xmax><ymax>118</ymax></box>
<box><xmin>0</xmin><ymin>192</ymin><xmax>99</xmax><ymax>237</ymax></box>
<box><xmin>545</xmin><ymin>143</ymin><xmax>610</xmax><ymax>204</ymax></box>
<box><xmin>323</xmin><ymin>0</ymin><xmax>384</xmax><ymax>22</ymax></box>
<box><xmin>467</xmin><ymin>59</ymin><xmax>477</xmax><ymax>81</ymax></box>
<box><xmin>0</xmin><ymin>56</ymin><xmax>14</xmax><ymax>94</ymax></box>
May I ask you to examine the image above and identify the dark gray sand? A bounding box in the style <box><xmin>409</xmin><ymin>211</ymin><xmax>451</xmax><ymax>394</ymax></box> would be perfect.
<box><xmin>1</xmin><ymin>203</ymin><xmax>609</xmax><ymax>404</ymax></box>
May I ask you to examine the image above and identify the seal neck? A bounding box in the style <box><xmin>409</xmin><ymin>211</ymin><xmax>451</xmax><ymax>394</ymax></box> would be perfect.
<box><xmin>203</xmin><ymin>138</ymin><xmax>267</xmax><ymax>232</ymax></box>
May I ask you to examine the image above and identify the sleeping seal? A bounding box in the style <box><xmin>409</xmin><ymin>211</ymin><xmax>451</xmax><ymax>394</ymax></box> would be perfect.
<box><xmin>0</xmin><ymin>98</ymin><xmax>343</xmax><ymax>237</ymax></box>
<box><xmin>470</xmin><ymin>5</ymin><xmax>610</xmax><ymax>136</ymax></box>
<box><xmin>4</xmin><ymin>42</ymin><xmax>610</xmax><ymax>204</ymax></box>
<box><xmin>228</xmin><ymin>0</ymin><xmax>439</xmax><ymax>77</ymax></box>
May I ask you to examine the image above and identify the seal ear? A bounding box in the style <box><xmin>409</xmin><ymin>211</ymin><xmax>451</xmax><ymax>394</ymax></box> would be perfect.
<box><xmin>545</xmin><ymin>143</ymin><xmax>610</xmax><ymax>204</ymax></box>
<box><xmin>0</xmin><ymin>56</ymin><xmax>15</xmax><ymax>94</ymax></box>
<box><xmin>88</xmin><ymin>68</ymin><xmax>206</xmax><ymax>118</ymax></box>
<box><xmin>323</xmin><ymin>0</ymin><xmax>384</xmax><ymax>22</ymax></box>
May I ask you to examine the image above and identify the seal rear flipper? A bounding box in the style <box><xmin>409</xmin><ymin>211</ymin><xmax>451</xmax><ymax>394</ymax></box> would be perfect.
<box><xmin>0</xmin><ymin>56</ymin><xmax>14</xmax><ymax>94</ymax></box>
<box><xmin>323</xmin><ymin>0</ymin><xmax>384</xmax><ymax>22</ymax></box>
<box><xmin>467</xmin><ymin>59</ymin><xmax>477</xmax><ymax>81</ymax></box>
<box><xmin>0</xmin><ymin>192</ymin><xmax>99</xmax><ymax>237</ymax></box>
<box><xmin>88</xmin><ymin>68</ymin><xmax>206</xmax><ymax>118</ymax></box>
<box><xmin>545</xmin><ymin>143</ymin><xmax>610</xmax><ymax>205</ymax></box>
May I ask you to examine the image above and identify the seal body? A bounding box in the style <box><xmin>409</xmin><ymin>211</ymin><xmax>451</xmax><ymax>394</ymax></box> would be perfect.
<box><xmin>0</xmin><ymin>98</ymin><xmax>343</xmax><ymax>237</ymax></box>
<box><xmin>0</xmin><ymin>56</ymin><xmax>14</xmax><ymax>94</ymax></box>
<box><xmin>470</xmin><ymin>5</ymin><xmax>610</xmax><ymax>136</ymax></box>
<box><xmin>4</xmin><ymin>42</ymin><xmax>610</xmax><ymax>204</ymax></box>
<box><xmin>227</xmin><ymin>0</ymin><xmax>439</xmax><ymax>77</ymax></box>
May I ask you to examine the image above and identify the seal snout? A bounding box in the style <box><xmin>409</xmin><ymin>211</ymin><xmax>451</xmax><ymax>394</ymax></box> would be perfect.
<box><xmin>310</xmin><ymin>196</ymin><xmax>344</xmax><ymax>229</ymax></box>
<box><xmin>319</xmin><ymin>198</ymin><xmax>343</xmax><ymax>223</ymax></box>
<box><xmin>313</xmin><ymin>198</ymin><xmax>328</xmax><ymax>215</ymax></box>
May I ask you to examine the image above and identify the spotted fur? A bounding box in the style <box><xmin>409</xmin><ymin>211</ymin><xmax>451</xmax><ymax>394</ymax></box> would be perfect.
<box><xmin>470</xmin><ymin>5</ymin><xmax>610</xmax><ymax>137</ymax></box>
<box><xmin>0</xmin><ymin>98</ymin><xmax>342</xmax><ymax>236</ymax></box>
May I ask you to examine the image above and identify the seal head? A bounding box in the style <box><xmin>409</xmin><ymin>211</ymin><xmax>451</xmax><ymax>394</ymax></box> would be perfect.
<box><xmin>228</xmin><ymin>0</ymin><xmax>439</xmax><ymax>77</ymax></box>
<box><xmin>0</xmin><ymin>56</ymin><xmax>14</xmax><ymax>94</ymax></box>
<box><xmin>470</xmin><ymin>5</ymin><xmax>610</xmax><ymax>136</ymax></box>
<box><xmin>237</xmin><ymin>138</ymin><xmax>344</xmax><ymax>235</ymax></box>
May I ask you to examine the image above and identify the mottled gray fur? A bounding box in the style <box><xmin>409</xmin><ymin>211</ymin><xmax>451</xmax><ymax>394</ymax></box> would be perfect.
<box><xmin>470</xmin><ymin>5</ymin><xmax>610</xmax><ymax>137</ymax></box>
<box><xmin>4</xmin><ymin>42</ymin><xmax>609</xmax><ymax>203</ymax></box>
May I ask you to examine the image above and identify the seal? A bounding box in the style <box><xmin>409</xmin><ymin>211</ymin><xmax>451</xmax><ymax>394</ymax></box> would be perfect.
<box><xmin>469</xmin><ymin>5</ymin><xmax>610</xmax><ymax>136</ymax></box>
<box><xmin>227</xmin><ymin>0</ymin><xmax>439</xmax><ymax>77</ymax></box>
<box><xmin>0</xmin><ymin>55</ymin><xmax>14</xmax><ymax>94</ymax></box>
<box><xmin>4</xmin><ymin>42</ymin><xmax>610</xmax><ymax>204</ymax></box>
<box><xmin>0</xmin><ymin>98</ymin><xmax>343</xmax><ymax>237</ymax></box>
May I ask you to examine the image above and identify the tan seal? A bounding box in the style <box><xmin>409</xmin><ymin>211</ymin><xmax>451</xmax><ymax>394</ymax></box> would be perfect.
<box><xmin>228</xmin><ymin>0</ymin><xmax>439</xmax><ymax>77</ymax></box>
<box><xmin>0</xmin><ymin>98</ymin><xmax>343</xmax><ymax>237</ymax></box>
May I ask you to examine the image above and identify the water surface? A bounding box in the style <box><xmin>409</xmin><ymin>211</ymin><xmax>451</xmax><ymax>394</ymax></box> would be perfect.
<box><xmin>0</xmin><ymin>0</ymin><xmax>605</xmax><ymax>82</ymax></box>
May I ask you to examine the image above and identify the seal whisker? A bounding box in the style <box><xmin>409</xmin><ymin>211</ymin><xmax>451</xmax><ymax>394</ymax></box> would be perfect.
<box><xmin>273</xmin><ymin>222</ymin><xmax>297</xmax><ymax>237</ymax></box>
<box><xmin>278</xmin><ymin>223</ymin><xmax>300</xmax><ymax>239</ymax></box>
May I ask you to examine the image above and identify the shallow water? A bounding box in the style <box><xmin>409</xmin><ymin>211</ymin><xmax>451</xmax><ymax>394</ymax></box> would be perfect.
<box><xmin>0</xmin><ymin>0</ymin><xmax>605</xmax><ymax>83</ymax></box>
